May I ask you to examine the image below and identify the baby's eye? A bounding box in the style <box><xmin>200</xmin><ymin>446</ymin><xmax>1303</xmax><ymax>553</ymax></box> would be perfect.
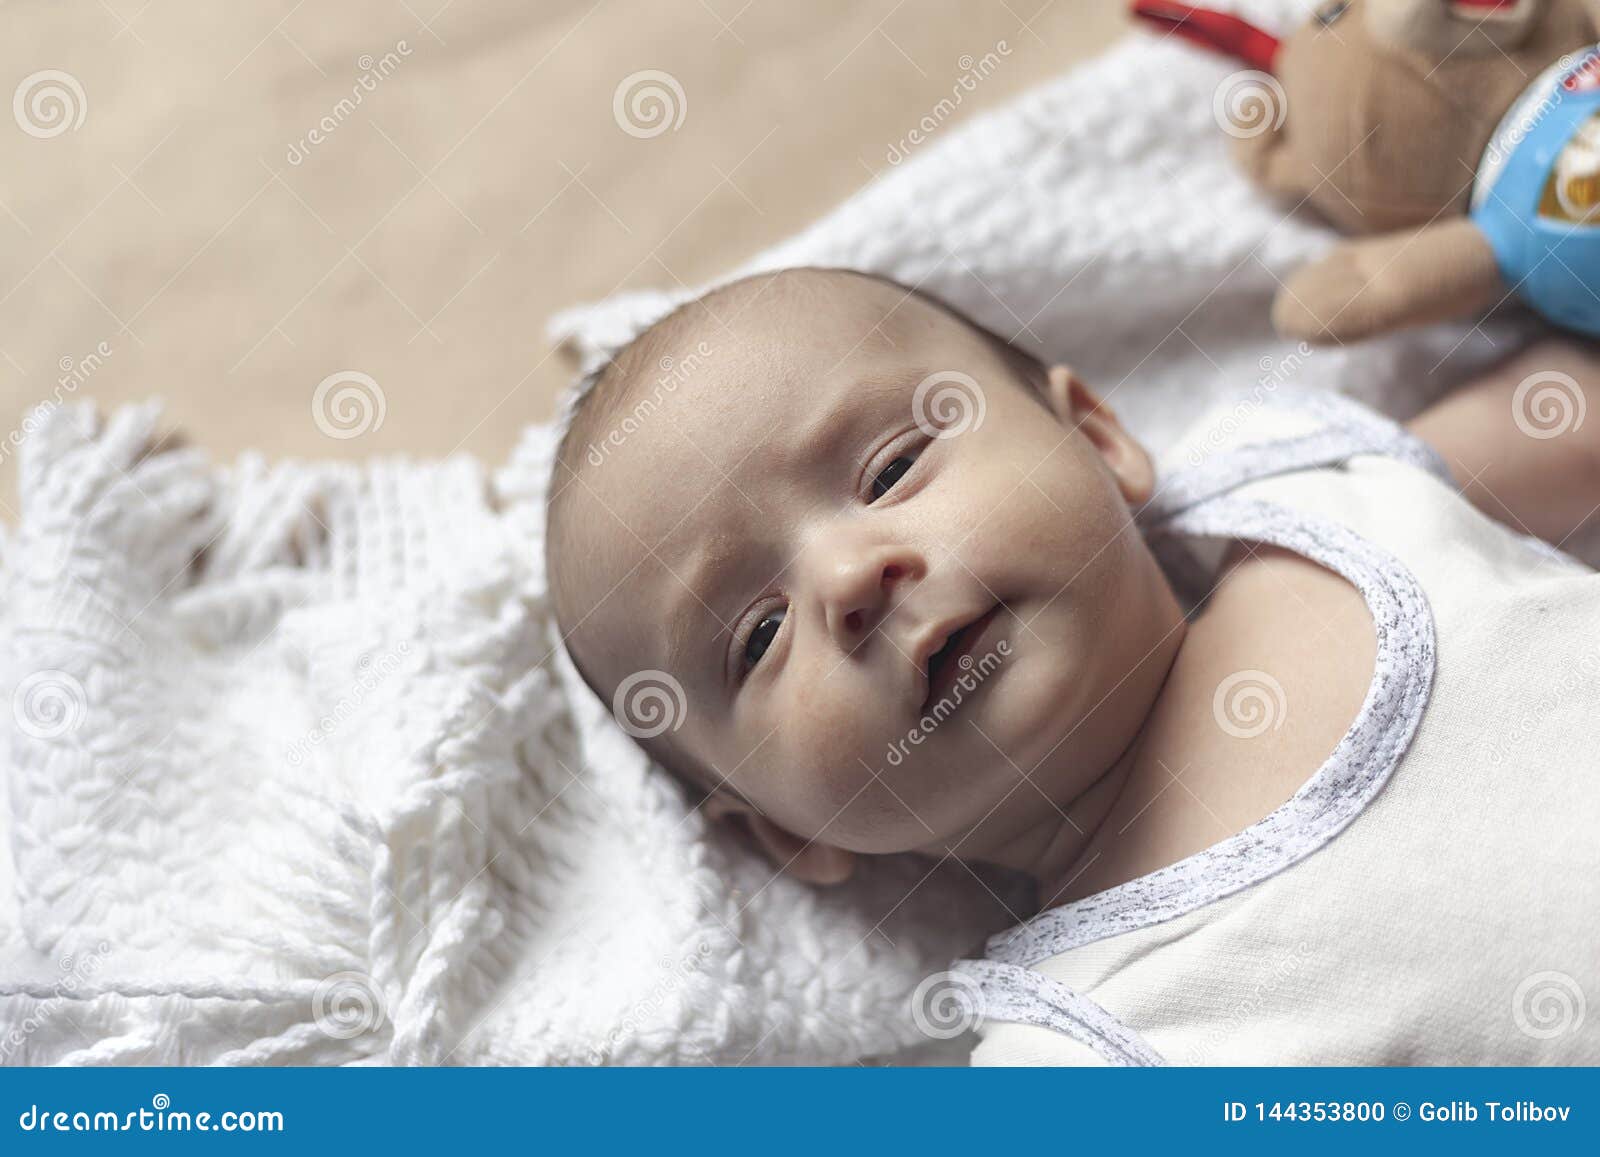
<box><xmin>743</xmin><ymin>607</ymin><xmax>786</xmax><ymax>671</ymax></box>
<box><xmin>870</xmin><ymin>453</ymin><xmax>918</xmax><ymax>502</ymax></box>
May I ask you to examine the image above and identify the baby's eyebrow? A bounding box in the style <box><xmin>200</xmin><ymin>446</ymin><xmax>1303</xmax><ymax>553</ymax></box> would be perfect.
<box><xmin>789</xmin><ymin>367</ymin><xmax>922</xmax><ymax>458</ymax></box>
<box><xmin>664</xmin><ymin>536</ymin><xmax>740</xmax><ymax>684</ymax></box>
<box><xmin>663</xmin><ymin>603</ymin><xmax>712</xmax><ymax>688</ymax></box>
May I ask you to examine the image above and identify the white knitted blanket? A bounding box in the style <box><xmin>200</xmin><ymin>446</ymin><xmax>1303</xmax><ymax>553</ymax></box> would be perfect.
<box><xmin>0</xmin><ymin>0</ymin><xmax>1545</xmax><ymax>1067</ymax></box>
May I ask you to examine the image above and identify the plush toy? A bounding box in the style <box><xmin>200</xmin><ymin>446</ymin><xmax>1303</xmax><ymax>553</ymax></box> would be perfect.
<box><xmin>1132</xmin><ymin>0</ymin><xmax>1600</xmax><ymax>344</ymax></box>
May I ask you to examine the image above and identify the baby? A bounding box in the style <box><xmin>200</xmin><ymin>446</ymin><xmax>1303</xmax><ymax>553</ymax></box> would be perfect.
<box><xmin>547</xmin><ymin>267</ymin><xmax>1600</xmax><ymax>1065</ymax></box>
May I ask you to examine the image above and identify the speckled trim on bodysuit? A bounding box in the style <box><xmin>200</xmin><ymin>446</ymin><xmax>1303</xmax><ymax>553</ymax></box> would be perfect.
<box><xmin>954</xmin><ymin>958</ymin><xmax>1169</xmax><ymax>1065</ymax></box>
<box><xmin>958</xmin><ymin>394</ymin><xmax>1446</xmax><ymax>1064</ymax></box>
<box><xmin>1141</xmin><ymin>384</ymin><xmax>1452</xmax><ymax>526</ymax></box>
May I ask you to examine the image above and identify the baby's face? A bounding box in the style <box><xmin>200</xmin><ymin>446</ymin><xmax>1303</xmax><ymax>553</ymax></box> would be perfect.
<box><xmin>561</xmin><ymin>272</ymin><xmax>1177</xmax><ymax>863</ymax></box>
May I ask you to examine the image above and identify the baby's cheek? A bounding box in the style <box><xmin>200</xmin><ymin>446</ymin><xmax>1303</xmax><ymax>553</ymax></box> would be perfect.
<box><xmin>799</xmin><ymin>753</ymin><xmax>873</xmax><ymax>814</ymax></box>
<box><xmin>790</xmin><ymin>674</ymin><xmax>880</xmax><ymax>750</ymax></box>
<box><xmin>781</xmin><ymin>706</ymin><xmax>934</xmax><ymax>845</ymax></box>
<box><xmin>777</xmin><ymin>699</ymin><xmax>880</xmax><ymax>818</ymax></box>
<box><xmin>776</xmin><ymin>659</ymin><xmax>931</xmax><ymax>849</ymax></box>
<box><xmin>785</xmin><ymin>716</ymin><xmax>873</xmax><ymax>803</ymax></box>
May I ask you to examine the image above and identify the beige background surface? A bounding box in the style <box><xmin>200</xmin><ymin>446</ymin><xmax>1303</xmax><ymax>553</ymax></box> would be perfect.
<box><xmin>0</xmin><ymin>1</ymin><xmax>1127</xmax><ymax>518</ymax></box>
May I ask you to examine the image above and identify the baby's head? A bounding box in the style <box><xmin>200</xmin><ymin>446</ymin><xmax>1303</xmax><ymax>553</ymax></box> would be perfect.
<box><xmin>548</xmin><ymin>268</ymin><xmax>1183</xmax><ymax>884</ymax></box>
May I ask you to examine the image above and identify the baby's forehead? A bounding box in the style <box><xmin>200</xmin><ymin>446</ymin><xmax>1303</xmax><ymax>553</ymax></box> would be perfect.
<box><xmin>593</xmin><ymin>275</ymin><xmax>950</xmax><ymax>467</ymax></box>
<box><xmin>654</xmin><ymin>269</ymin><xmax>956</xmax><ymax>369</ymax></box>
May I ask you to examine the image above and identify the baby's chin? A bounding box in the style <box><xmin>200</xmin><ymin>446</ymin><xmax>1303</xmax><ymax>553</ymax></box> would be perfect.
<box><xmin>774</xmin><ymin>630</ymin><xmax>1089</xmax><ymax>852</ymax></box>
<box><xmin>825</xmin><ymin>711</ymin><xmax>1066</xmax><ymax>853</ymax></box>
<box><xmin>932</xmin><ymin>658</ymin><xmax>1098</xmax><ymax>811</ymax></box>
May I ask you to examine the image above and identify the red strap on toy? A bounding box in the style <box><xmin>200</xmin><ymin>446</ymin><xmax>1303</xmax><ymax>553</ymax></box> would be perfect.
<box><xmin>1130</xmin><ymin>1</ymin><xmax>1282</xmax><ymax>73</ymax></box>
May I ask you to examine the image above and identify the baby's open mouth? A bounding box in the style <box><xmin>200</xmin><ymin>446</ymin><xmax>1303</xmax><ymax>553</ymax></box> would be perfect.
<box><xmin>921</xmin><ymin>604</ymin><xmax>1004</xmax><ymax>715</ymax></box>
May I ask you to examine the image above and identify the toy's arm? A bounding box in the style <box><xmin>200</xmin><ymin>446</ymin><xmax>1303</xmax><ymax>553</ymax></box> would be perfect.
<box><xmin>1272</xmin><ymin>218</ymin><xmax>1504</xmax><ymax>344</ymax></box>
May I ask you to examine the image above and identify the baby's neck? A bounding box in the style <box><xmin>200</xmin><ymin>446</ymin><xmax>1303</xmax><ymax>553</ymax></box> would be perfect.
<box><xmin>1011</xmin><ymin>738</ymin><xmax>1149</xmax><ymax>911</ymax></box>
<box><xmin>973</xmin><ymin>603</ymin><xmax>1190</xmax><ymax>909</ymax></box>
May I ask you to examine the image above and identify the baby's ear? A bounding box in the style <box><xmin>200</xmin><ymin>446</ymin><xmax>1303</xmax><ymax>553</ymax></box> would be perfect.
<box><xmin>702</xmin><ymin>792</ymin><xmax>856</xmax><ymax>885</ymax></box>
<box><xmin>1045</xmin><ymin>366</ymin><xmax>1155</xmax><ymax>506</ymax></box>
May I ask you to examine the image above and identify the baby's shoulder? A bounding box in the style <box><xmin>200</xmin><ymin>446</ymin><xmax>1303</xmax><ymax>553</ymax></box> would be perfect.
<box><xmin>1063</xmin><ymin>542</ymin><xmax>1375</xmax><ymax>903</ymax></box>
<box><xmin>1166</xmin><ymin>539</ymin><xmax>1377</xmax><ymax>822</ymax></box>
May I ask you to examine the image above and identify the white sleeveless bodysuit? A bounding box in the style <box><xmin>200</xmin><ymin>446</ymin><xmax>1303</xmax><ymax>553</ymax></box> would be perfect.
<box><xmin>961</xmin><ymin>390</ymin><xmax>1600</xmax><ymax>1066</ymax></box>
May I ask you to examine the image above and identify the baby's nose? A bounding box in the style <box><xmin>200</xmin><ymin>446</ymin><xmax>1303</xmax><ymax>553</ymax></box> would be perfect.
<box><xmin>816</xmin><ymin>541</ymin><xmax>921</xmax><ymax>647</ymax></box>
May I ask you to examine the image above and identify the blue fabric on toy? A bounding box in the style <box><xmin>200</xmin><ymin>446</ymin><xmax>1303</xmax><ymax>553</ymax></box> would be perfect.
<box><xmin>1472</xmin><ymin>45</ymin><xmax>1600</xmax><ymax>339</ymax></box>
